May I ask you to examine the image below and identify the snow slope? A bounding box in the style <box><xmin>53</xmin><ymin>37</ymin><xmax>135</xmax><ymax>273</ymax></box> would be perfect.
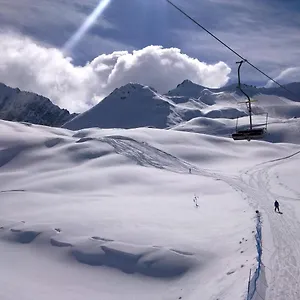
<box><xmin>1</xmin><ymin>118</ymin><xmax>300</xmax><ymax>299</ymax></box>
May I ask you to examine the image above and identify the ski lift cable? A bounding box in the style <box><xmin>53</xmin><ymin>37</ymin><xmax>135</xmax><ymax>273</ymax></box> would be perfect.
<box><xmin>165</xmin><ymin>0</ymin><xmax>298</xmax><ymax>100</ymax></box>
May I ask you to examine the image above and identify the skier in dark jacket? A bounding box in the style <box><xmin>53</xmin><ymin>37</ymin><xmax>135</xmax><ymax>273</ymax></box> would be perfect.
<box><xmin>274</xmin><ymin>200</ymin><xmax>280</xmax><ymax>212</ymax></box>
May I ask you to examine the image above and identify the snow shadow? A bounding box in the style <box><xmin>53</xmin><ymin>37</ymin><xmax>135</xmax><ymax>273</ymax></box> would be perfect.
<box><xmin>0</xmin><ymin>221</ymin><xmax>199</xmax><ymax>279</ymax></box>
<box><xmin>71</xmin><ymin>240</ymin><xmax>196</xmax><ymax>278</ymax></box>
<box><xmin>0</xmin><ymin>146</ymin><xmax>24</xmax><ymax>168</ymax></box>
<box><xmin>247</xmin><ymin>212</ymin><xmax>267</xmax><ymax>300</ymax></box>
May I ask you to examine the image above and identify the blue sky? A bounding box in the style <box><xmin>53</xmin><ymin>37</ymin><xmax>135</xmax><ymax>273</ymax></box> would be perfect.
<box><xmin>0</xmin><ymin>0</ymin><xmax>299</xmax><ymax>111</ymax></box>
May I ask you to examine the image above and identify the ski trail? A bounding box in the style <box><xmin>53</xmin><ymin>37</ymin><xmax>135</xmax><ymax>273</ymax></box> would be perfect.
<box><xmin>240</xmin><ymin>150</ymin><xmax>300</xmax><ymax>300</ymax></box>
<box><xmin>101</xmin><ymin>135</ymin><xmax>201</xmax><ymax>174</ymax></box>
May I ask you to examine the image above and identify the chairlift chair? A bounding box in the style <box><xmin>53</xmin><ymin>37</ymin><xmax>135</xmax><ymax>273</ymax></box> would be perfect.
<box><xmin>232</xmin><ymin>126</ymin><xmax>266</xmax><ymax>141</ymax></box>
<box><xmin>232</xmin><ymin>60</ymin><xmax>268</xmax><ymax>141</ymax></box>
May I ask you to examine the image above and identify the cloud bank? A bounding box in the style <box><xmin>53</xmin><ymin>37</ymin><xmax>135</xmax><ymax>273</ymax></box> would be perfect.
<box><xmin>0</xmin><ymin>33</ymin><xmax>231</xmax><ymax>112</ymax></box>
<box><xmin>265</xmin><ymin>67</ymin><xmax>300</xmax><ymax>88</ymax></box>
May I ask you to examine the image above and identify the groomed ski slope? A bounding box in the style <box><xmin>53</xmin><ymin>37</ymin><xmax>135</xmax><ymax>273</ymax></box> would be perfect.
<box><xmin>240</xmin><ymin>150</ymin><xmax>300</xmax><ymax>300</ymax></box>
<box><xmin>0</xmin><ymin>119</ymin><xmax>300</xmax><ymax>300</ymax></box>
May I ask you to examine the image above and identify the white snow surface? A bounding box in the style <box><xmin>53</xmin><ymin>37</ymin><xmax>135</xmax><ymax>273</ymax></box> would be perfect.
<box><xmin>1</xmin><ymin>117</ymin><xmax>300</xmax><ymax>300</ymax></box>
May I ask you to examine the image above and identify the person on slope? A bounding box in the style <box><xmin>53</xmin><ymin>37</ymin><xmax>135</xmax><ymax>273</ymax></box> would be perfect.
<box><xmin>274</xmin><ymin>200</ymin><xmax>280</xmax><ymax>213</ymax></box>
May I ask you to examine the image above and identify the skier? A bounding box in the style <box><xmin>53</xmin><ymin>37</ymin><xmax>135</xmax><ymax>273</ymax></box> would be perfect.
<box><xmin>274</xmin><ymin>200</ymin><xmax>280</xmax><ymax>213</ymax></box>
<box><xmin>193</xmin><ymin>195</ymin><xmax>199</xmax><ymax>207</ymax></box>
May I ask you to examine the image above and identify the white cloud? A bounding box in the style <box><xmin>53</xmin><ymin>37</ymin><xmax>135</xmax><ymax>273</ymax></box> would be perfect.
<box><xmin>265</xmin><ymin>67</ymin><xmax>300</xmax><ymax>88</ymax></box>
<box><xmin>0</xmin><ymin>33</ymin><xmax>231</xmax><ymax>112</ymax></box>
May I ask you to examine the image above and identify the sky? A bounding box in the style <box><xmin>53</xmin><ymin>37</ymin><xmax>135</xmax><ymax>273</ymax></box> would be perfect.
<box><xmin>0</xmin><ymin>0</ymin><xmax>299</xmax><ymax>112</ymax></box>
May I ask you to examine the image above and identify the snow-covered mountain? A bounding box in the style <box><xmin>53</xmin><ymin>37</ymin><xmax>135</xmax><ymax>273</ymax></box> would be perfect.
<box><xmin>62</xmin><ymin>81</ymin><xmax>248</xmax><ymax>131</ymax></box>
<box><xmin>0</xmin><ymin>82</ymin><xmax>77</xmax><ymax>126</ymax></box>
<box><xmin>63</xmin><ymin>83</ymin><xmax>177</xmax><ymax>130</ymax></box>
<box><xmin>63</xmin><ymin>80</ymin><xmax>300</xmax><ymax>144</ymax></box>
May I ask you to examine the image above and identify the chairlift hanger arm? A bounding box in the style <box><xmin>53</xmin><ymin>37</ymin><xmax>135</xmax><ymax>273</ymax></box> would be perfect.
<box><xmin>236</xmin><ymin>61</ymin><xmax>251</xmax><ymax>103</ymax></box>
<box><xmin>236</xmin><ymin>60</ymin><xmax>253</xmax><ymax>130</ymax></box>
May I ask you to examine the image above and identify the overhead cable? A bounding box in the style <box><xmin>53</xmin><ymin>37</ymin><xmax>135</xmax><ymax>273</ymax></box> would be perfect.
<box><xmin>166</xmin><ymin>0</ymin><xmax>298</xmax><ymax>99</ymax></box>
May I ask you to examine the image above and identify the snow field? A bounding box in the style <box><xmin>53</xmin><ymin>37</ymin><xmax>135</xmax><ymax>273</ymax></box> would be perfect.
<box><xmin>0</xmin><ymin>119</ymin><xmax>267</xmax><ymax>300</ymax></box>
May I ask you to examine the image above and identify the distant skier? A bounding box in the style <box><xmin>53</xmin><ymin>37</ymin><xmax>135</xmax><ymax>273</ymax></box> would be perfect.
<box><xmin>255</xmin><ymin>210</ymin><xmax>261</xmax><ymax>221</ymax></box>
<box><xmin>274</xmin><ymin>200</ymin><xmax>280</xmax><ymax>213</ymax></box>
<box><xmin>193</xmin><ymin>195</ymin><xmax>199</xmax><ymax>208</ymax></box>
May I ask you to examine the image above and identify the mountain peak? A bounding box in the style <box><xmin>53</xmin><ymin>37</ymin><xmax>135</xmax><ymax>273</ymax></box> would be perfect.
<box><xmin>108</xmin><ymin>83</ymin><xmax>158</xmax><ymax>101</ymax></box>
<box><xmin>177</xmin><ymin>79</ymin><xmax>205</xmax><ymax>89</ymax></box>
<box><xmin>63</xmin><ymin>82</ymin><xmax>172</xmax><ymax>130</ymax></box>
<box><xmin>166</xmin><ymin>79</ymin><xmax>207</xmax><ymax>99</ymax></box>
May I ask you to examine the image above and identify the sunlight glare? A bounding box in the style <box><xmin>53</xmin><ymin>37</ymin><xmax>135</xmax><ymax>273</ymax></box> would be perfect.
<box><xmin>63</xmin><ymin>0</ymin><xmax>112</xmax><ymax>53</ymax></box>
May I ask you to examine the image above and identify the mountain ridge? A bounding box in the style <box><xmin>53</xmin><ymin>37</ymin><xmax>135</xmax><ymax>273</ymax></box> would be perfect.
<box><xmin>0</xmin><ymin>82</ymin><xmax>77</xmax><ymax>127</ymax></box>
<box><xmin>1</xmin><ymin>79</ymin><xmax>299</xmax><ymax>130</ymax></box>
<box><xmin>62</xmin><ymin>80</ymin><xmax>300</xmax><ymax>131</ymax></box>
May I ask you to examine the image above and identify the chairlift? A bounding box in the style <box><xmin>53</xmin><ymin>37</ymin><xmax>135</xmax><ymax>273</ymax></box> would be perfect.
<box><xmin>232</xmin><ymin>60</ymin><xmax>268</xmax><ymax>141</ymax></box>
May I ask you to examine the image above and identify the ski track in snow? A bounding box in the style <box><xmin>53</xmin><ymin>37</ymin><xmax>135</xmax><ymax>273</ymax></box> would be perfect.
<box><xmin>97</xmin><ymin>135</ymin><xmax>197</xmax><ymax>173</ymax></box>
<box><xmin>238</xmin><ymin>150</ymin><xmax>300</xmax><ymax>300</ymax></box>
